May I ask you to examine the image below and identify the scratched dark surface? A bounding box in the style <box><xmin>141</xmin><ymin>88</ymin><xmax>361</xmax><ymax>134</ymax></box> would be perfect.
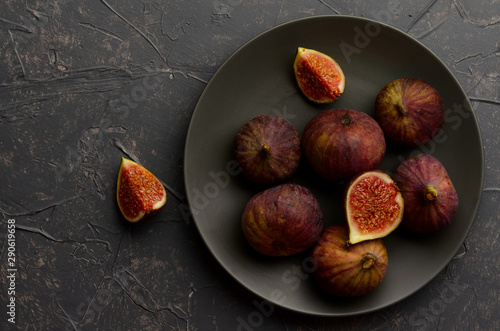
<box><xmin>0</xmin><ymin>0</ymin><xmax>499</xmax><ymax>330</ymax></box>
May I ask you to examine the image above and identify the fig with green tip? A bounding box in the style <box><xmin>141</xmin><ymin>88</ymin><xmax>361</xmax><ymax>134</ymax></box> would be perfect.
<box><xmin>392</xmin><ymin>154</ymin><xmax>458</xmax><ymax>234</ymax></box>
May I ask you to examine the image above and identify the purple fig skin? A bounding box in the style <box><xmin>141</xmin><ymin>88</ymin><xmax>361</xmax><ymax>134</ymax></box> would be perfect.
<box><xmin>241</xmin><ymin>183</ymin><xmax>323</xmax><ymax>257</ymax></box>
<box><xmin>375</xmin><ymin>78</ymin><xmax>444</xmax><ymax>148</ymax></box>
<box><xmin>311</xmin><ymin>225</ymin><xmax>388</xmax><ymax>297</ymax></box>
<box><xmin>235</xmin><ymin>115</ymin><xmax>301</xmax><ymax>185</ymax></box>
<box><xmin>392</xmin><ymin>154</ymin><xmax>458</xmax><ymax>234</ymax></box>
<box><xmin>302</xmin><ymin>109</ymin><xmax>386</xmax><ymax>181</ymax></box>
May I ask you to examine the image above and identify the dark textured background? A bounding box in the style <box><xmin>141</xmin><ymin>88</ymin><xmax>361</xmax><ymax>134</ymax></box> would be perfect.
<box><xmin>0</xmin><ymin>0</ymin><xmax>499</xmax><ymax>330</ymax></box>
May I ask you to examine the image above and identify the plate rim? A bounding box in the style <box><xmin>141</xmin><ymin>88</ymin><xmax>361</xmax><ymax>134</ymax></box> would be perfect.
<box><xmin>183</xmin><ymin>14</ymin><xmax>485</xmax><ymax>317</ymax></box>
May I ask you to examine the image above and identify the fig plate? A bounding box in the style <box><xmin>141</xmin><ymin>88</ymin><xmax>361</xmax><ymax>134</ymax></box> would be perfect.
<box><xmin>184</xmin><ymin>16</ymin><xmax>483</xmax><ymax>316</ymax></box>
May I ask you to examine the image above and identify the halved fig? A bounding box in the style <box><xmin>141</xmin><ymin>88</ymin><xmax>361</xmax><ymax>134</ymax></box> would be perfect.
<box><xmin>345</xmin><ymin>170</ymin><xmax>404</xmax><ymax>244</ymax></box>
<box><xmin>392</xmin><ymin>154</ymin><xmax>458</xmax><ymax>234</ymax></box>
<box><xmin>293</xmin><ymin>47</ymin><xmax>345</xmax><ymax>104</ymax></box>
<box><xmin>116</xmin><ymin>157</ymin><xmax>167</xmax><ymax>223</ymax></box>
<box><xmin>311</xmin><ymin>224</ymin><xmax>388</xmax><ymax>297</ymax></box>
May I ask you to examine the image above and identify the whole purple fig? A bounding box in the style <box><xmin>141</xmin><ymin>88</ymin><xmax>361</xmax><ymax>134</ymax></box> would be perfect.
<box><xmin>235</xmin><ymin>115</ymin><xmax>301</xmax><ymax>185</ymax></box>
<box><xmin>392</xmin><ymin>154</ymin><xmax>458</xmax><ymax>234</ymax></box>
<box><xmin>311</xmin><ymin>225</ymin><xmax>388</xmax><ymax>297</ymax></box>
<box><xmin>375</xmin><ymin>78</ymin><xmax>444</xmax><ymax>147</ymax></box>
<box><xmin>302</xmin><ymin>109</ymin><xmax>386</xmax><ymax>181</ymax></box>
<box><xmin>241</xmin><ymin>183</ymin><xmax>323</xmax><ymax>256</ymax></box>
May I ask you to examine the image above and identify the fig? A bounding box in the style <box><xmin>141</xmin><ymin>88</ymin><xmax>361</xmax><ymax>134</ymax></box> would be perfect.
<box><xmin>241</xmin><ymin>183</ymin><xmax>323</xmax><ymax>257</ymax></box>
<box><xmin>311</xmin><ymin>225</ymin><xmax>388</xmax><ymax>297</ymax></box>
<box><xmin>375</xmin><ymin>78</ymin><xmax>444</xmax><ymax>147</ymax></box>
<box><xmin>235</xmin><ymin>115</ymin><xmax>301</xmax><ymax>185</ymax></box>
<box><xmin>302</xmin><ymin>109</ymin><xmax>386</xmax><ymax>181</ymax></box>
<box><xmin>116</xmin><ymin>157</ymin><xmax>167</xmax><ymax>223</ymax></box>
<box><xmin>293</xmin><ymin>47</ymin><xmax>345</xmax><ymax>104</ymax></box>
<box><xmin>392</xmin><ymin>154</ymin><xmax>458</xmax><ymax>234</ymax></box>
<box><xmin>345</xmin><ymin>170</ymin><xmax>404</xmax><ymax>244</ymax></box>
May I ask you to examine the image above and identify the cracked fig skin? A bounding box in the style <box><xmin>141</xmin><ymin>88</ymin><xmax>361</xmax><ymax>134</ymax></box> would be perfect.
<box><xmin>116</xmin><ymin>157</ymin><xmax>167</xmax><ymax>223</ymax></box>
<box><xmin>293</xmin><ymin>47</ymin><xmax>345</xmax><ymax>104</ymax></box>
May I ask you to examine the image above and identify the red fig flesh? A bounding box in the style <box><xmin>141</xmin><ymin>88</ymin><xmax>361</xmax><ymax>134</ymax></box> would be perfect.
<box><xmin>345</xmin><ymin>170</ymin><xmax>404</xmax><ymax>244</ymax></box>
<box><xmin>116</xmin><ymin>157</ymin><xmax>167</xmax><ymax>223</ymax></box>
<box><xmin>293</xmin><ymin>47</ymin><xmax>345</xmax><ymax>104</ymax></box>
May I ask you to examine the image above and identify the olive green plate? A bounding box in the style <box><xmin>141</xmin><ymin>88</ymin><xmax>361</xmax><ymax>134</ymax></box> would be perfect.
<box><xmin>183</xmin><ymin>15</ymin><xmax>484</xmax><ymax>316</ymax></box>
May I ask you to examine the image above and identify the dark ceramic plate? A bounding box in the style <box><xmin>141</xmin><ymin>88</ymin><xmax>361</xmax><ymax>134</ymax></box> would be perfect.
<box><xmin>183</xmin><ymin>15</ymin><xmax>483</xmax><ymax>316</ymax></box>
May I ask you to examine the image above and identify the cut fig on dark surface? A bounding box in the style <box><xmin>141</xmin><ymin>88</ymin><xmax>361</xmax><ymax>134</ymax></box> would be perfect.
<box><xmin>311</xmin><ymin>224</ymin><xmax>388</xmax><ymax>297</ymax></box>
<box><xmin>235</xmin><ymin>115</ymin><xmax>301</xmax><ymax>185</ymax></box>
<box><xmin>375</xmin><ymin>78</ymin><xmax>444</xmax><ymax>148</ymax></box>
<box><xmin>116</xmin><ymin>157</ymin><xmax>167</xmax><ymax>223</ymax></box>
<box><xmin>293</xmin><ymin>47</ymin><xmax>345</xmax><ymax>104</ymax></box>
<box><xmin>302</xmin><ymin>109</ymin><xmax>386</xmax><ymax>181</ymax></box>
<box><xmin>345</xmin><ymin>170</ymin><xmax>404</xmax><ymax>244</ymax></box>
<box><xmin>392</xmin><ymin>154</ymin><xmax>458</xmax><ymax>234</ymax></box>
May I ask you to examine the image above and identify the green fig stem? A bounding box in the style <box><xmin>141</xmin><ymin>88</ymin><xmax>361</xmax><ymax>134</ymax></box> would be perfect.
<box><xmin>425</xmin><ymin>186</ymin><xmax>438</xmax><ymax>201</ymax></box>
<box><xmin>362</xmin><ymin>254</ymin><xmax>377</xmax><ymax>269</ymax></box>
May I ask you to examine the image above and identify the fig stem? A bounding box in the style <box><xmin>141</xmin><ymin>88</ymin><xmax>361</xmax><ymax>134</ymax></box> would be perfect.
<box><xmin>341</xmin><ymin>114</ymin><xmax>351</xmax><ymax>126</ymax></box>
<box><xmin>259</xmin><ymin>144</ymin><xmax>272</xmax><ymax>158</ymax></box>
<box><xmin>397</xmin><ymin>105</ymin><xmax>408</xmax><ymax>116</ymax></box>
<box><xmin>362</xmin><ymin>254</ymin><xmax>377</xmax><ymax>269</ymax></box>
<box><xmin>425</xmin><ymin>186</ymin><xmax>438</xmax><ymax>201</ymax></box>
